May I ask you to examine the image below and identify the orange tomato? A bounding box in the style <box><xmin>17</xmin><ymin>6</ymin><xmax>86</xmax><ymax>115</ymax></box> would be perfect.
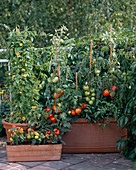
<box><xmin>53</xmin><ymin>105</ymin><xmax>61</xmax><ymax>113</ymax></box>
<box><xmin>27</xmin><ymin>128</ymin><xmax>31</xmax><ymax>133</ymax></box>
<box><xmin>75</xmin><ymin>108</ymin><xmax>82</xmax><ymax>114</ymax></box>
<box><xmin>54</xmin><ymin>92</ymin><xmax>58</xmax><ymax>99</ymax></box>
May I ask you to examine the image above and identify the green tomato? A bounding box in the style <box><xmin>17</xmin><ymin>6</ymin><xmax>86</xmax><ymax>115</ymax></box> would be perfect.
<box><xmin>56</xmin><ymin>88</ymin><xmax>61</xmax><ymax>93</ymax></box>
<box><xmin>47</xmin><ymin>77</ymin><xmax>52</xmax><ymax>83</ymax></box>
<box><xmin>90</xmin><ymin>88</ymin><xmax>95</xmax><ymax>93</ymax></box>
<box><xmin>91</xmin><ymin>97</ymin><xmax>95</xmax><ymax>101</ymax></box>
<box><xmin>68</xmin><ymin>111</ymin><xmax>71</xmax><ymax>115</ymax></box>
<box><xmin>85</xmin><ymin>91</ymin><xmax>90</xmax><ymax>96</ymax></box>
<box><xmin>52</xmin><ymin>77</ymin><xmax>59</xmax><ymax>83</ymax></box>
<box><xmin>91</xmin><ymin>93</ymin><xmax>96</xmax><ymax>97</ymax></box>
<box><xmin>83</xmin><ymin>85</ymin><xmax>89</xmax><ymax>91</ymax></box>
<box><xmin>35</xmin><ymin>135</ymin><xmax>39</xmax><ymax>139</ymax></box>
<box><xmin>57</xmin><ymin>103</ymin><xmax>62</xmax><ymax>107</ymax></box>
<box><xmin>50</xmin><ymin>73</ymin><xmax>54</xmax><ymax>77</ymax></box>
<box><xmin>89</xmin><ymin>100</ymin><xmax>93</xmax><ymax>105</ymax></box>
<box><xmin>26</xmin><ymin>134</ymin><xmax>31</xmax><ymax>139</ymax></box>
<box><xmin>95</xmin><ymin>70</ymin><xmax>100</xmax><ymax>74</ymax></box>
<box><xmin>85</xmin><ymin>97</ymin><xmax>90</xmax><ymax>102</ymax></box>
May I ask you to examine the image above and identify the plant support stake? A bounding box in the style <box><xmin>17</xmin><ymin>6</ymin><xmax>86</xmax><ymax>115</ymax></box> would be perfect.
<box><xmin>76</xmin><ymin>72</ymin><xmax>78</xmax><ymax>90</ymax></box>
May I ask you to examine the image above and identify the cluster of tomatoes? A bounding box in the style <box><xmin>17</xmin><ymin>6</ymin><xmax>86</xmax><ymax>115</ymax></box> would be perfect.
<box><xmin>45</xmin><ymin>128</ymin><xmax>60</xmax><ymax>143</ymax></box>
<box><xmin>103</xmin><ymin>86</ymin><xmax>117</xmax><ymax>98</ymax></box>
<box><xmin>83</xmin><ymin>84</ymin><xmax>96</xmax><ymax>105</ymax></box>
<box><xmin>68</xmin><ymin>103</ymin><xmax>88</xmax><ymax>116</ymax></box>
<box><xmin>47</xmin><ymin>73</ymin><xmax>59</xmax><ymax>84</ymax></box>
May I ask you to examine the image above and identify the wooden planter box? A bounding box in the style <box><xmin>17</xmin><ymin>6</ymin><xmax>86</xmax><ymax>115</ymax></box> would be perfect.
<box><xmin>62</xmin><ymin>118</ymin><xmax>127</xmax><ymax>153</ymax></box>
<box><xmin>6</xmin><ymin>144</ymin><xmax>62</xmax><ymax>162</ymax></box>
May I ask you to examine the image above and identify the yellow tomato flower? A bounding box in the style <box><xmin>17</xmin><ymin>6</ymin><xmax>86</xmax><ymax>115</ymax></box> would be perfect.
<box><xmin>27</xmin><ymin>40</ymin><xmax>29</xmax><ymax>43</ymax></box>
<box><xmin>11</xmin><ymin>112</ymin><xmax>13</xmax><ymax>115</ymax></box>
<box><xmin>10</xmin><ymin>48</ymin><xmax>13</xmax><ymax>51</ymax></box>
<box><xmin>0</xmin><ymin>92</ymin><xmax>3</xmax><ymax>94</ymax></box>
<box><xmin>16</xmin><ymin>52</ymin><xmax>20</xmax><ymax>56</ymax></box>
<box><xmin>32</xmin><ymin>106</ymin><xmax>37</xmax><ymax>109</ymax></box>
<box><xmin>22</xmin><ymin>59</ymin><xmax>25</xmax><ymax>62</ymax></box>
<box><xmin>20</xmin><ymin>43</ymin><xmax>23</xmax><ymax>46</ymax></box>
<box><xmin>21</xmin><ymin>68</ymin><xmax>25</xmax><ymax>71</ymax></box>
<box><xmin>12</xmin><ymin>75</ymin><xmax>15</xmax><ymax>78</ymax></box>
<box><xmin>22</xmin><ymin>117</ymin><xmax>26</xmax><ymax>121</ymax></box>
<box><xmin>24</xmin><ymin>35</ymin><xmax>27</xmax><ymax>38</ymax></box>
<box><xmin>23</xmin><ymin>74</ymin><xmax>27</xmax><ymax>77</ymax></box>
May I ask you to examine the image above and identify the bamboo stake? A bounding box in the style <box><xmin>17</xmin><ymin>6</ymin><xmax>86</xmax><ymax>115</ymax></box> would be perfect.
<box><xmin>110</xmin><ymin>24</ymin><xmax>113</xmax><ymax>85</ymax></box>
<box><xmin>110</xmin><ymin>24</ymin><xmax>112</xmax><ymax>67</ymax></box>
<box><xmin>89</xmin><ymin>40</ymin><xmax>92</xmax><ymax>85</ymax></box>
<box><xmin>90</xmin><ymin>40</ymin><xmax>92</xmax><ymax>71</ymax></box>
<box><xmin>54</xmin><ymin>40</ymin><xmax>60</xmax><ymax>79</ymax></box>
<box><xmin>76</xmin><ymin>72</ymin><xmax>78</xmax><ymax>90</ymax></box>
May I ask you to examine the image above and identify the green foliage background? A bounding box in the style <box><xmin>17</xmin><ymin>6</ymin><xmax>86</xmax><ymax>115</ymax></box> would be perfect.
<box><xmin>0</xmin><ymin>0</ymin><xmax>136</xmax><ymax>48</ymax></box>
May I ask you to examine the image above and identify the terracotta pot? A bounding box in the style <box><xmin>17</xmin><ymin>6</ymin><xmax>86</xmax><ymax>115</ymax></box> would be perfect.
<box><xmin>2</xmin><ymin>119</ymin><xmax>29</xmax><ymax>141</ymax></box>
<box><xmin>62</xmin><ymin>118</ymin><xmax>127</xmax><ymax>153</ymax></box>
<box><xmin>6</xmin><ymin>143</ymin><xmax>62</xmax><ymax>162</ymax></box>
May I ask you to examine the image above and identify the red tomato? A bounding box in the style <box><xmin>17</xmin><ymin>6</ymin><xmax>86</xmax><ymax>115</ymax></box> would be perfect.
<box><xmin>75</xmin><ymin>108</ymin><xmax>82</xmax><ymax>114</ymax></box>
<box><xmin>71</xmin><ymin>110</ymin><xmax>76</xmax><ymax>115</ymax></box>
<box><xmin>50</xmin><ymin>117</ymin><xmax>57</xmax><ymax>122</ymax></box>
<box><xmin>49</xmin><ymin>114</ymin><xmax>54</xmax><ymax>118</ymax></box>
<box><xmin>103</xmin><ymin>89</ymin><xmax>110</xmax><ymax>97</ymax></box>
<box><xmin>12</xmin><ymin>125</ymin><xmax>16</xmax><ymax>128</ymax></box>
<box><xmin>82</xmin><ymin>103</ymin><xmax>87</xmax><ymax>108</ymax></box>
<box><xmin>55</xmin><ymin>129</ymin><xmax>60</xmax><ymax>135</ymax></box>
<box><xmin>111</xmin><ymin>86</ymin><xmax>117</xmax><ymax>91</ymax></box>
<box><xmin>46</xmin><ymin>108</ymin><xmax>51</xmax><ymax>112</ymax></box>
<box><xmin>47</xmin><ymin>131</ymin><xmax>52</xmax><ymax>134</ymax></box>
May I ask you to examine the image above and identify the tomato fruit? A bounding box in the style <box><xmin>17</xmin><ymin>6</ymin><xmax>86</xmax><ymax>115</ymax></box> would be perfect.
<box><xmin>90</xmin><ymin>88</ymin><xmax>95</xmax><ymax>93</ymax></box>
<box><xmin>12</xmin><ymin>125</ymin><xmax>16</xmax><ymax>128</ymax></box>
<box><xmin>47</xmin><ymin>77</ymin><xmax>52</xmax><ymax>83</ymax></box>
<box><xmin>54</xmin><ymin>92</ymin><xmax>58</xmax><ymax>98</ymax></box>
<box><xmin>75</xmin><ymin>108</ymin><xmax>82</xmax><ymax>114</ymax></box>
<box><xmin>95</xmin><ymin>70</ymin><xmax>100</xmax><ymax>74</ymax></box>
<box><xmin>49</xmin><ymin>113</ymin><xmax>54</xmax><ymax>118</ymax></box>
<box><xmin>71</xmin><ymin>110</ymin><xmax>76</xmax><ymax>115</ymax></box>
<box><xmin>91</xmin><ymin>97</ymin><xmax>95</xmax><ymax>101</ymax></box>
<box><xmin>83</xmin><ymin>85</ymin><xmax>89</xmax><ymax>91</ymax></box>
<box><xmin>85</xmin><ymin>97</ymin><xmax>90</xmax><ymax>102</ymax></box>
<box><xmin>50</xmin><ymin>73</ymin><xmax>54</xmax><ymax>77</ymax></box>
<box><xmin>57</xmin><ymin>103</ymin><xmax>62</xmax><ymax>107</ymax></box>
<box><xmin>56</xmin><ymin>88</ymin><xmax>61</xmax><ymax>93</ymax></box>
<box><xmin>85</xmin><ymin>91</ymin><xmax>90</xmax><ymax>96</ymax></box>
<box><xmin>55</xmin><ymin>129</ymin><xmax>60</xmax><ymax>135</ymax></box>
<box><xmin>52</xmin><ymin>77</ymin><xmax>59</xmax><ymax>83</ymax></box>
<box><xmin>103</xmin><ymin>89</ymin><xmax>110</xmax><ymax>97</ymax></box>
<box><xmin>82</xmin><ymin>103</ymin><xmax>87</xmax><ymax>108</ymax></box>
<box><xmin>50</xmin><ymin>117</ymin><xmax>57</xmax><ymax>122</ymax></box>
<box><xmin>89</xmin><ymin>100</ymin><xmax>93</xmax><ymax>105</ymax></box>
<box><xmin>111</xmin><ymin>86</ymin><xmax>117</xmax><ymax>91</ymax></box>
<box><xmin>53</xmin><ymin>105</ymin><xmax>61</xmax><ymax>113</ymax></box>
<box><xmin>35</xmin><ymin>135</ymin><xmax>39</xmax><ymax>139</ymax></box>
<box><xmin>68</xmin><ymin>111</ymin><xmax>71</xmax><ymax>115</ymax></box>
<box><xmin>46</xmin><ymin>108</ymin><xmax>51</xmax><ymax>112</ymax></box>
<box><xmin>91</xmin><ymin>93</ymin><xmax>96</xmax><ymax>96</ymax></box>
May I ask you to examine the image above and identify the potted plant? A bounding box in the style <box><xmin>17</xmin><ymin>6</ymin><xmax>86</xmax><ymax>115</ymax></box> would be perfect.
<box><xmin>41</xmin><ymin>27</ymin><xmax>128</xmax><ymax>153</ymax></box>
<box><xmin>6</xmin><ymin>126</ymin><xmax>62</xmax><ymax>162</ymax></box>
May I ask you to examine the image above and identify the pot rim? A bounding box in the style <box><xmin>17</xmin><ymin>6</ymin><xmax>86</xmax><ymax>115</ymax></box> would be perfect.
<box><xmin>2</xmin><ymin>118</ymin><xmax>28</xmax><ymax>126</ymax></box>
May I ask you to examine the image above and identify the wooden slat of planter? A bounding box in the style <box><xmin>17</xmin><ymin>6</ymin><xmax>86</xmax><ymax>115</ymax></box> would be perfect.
<box><xmin>7</xmin><ymin>150</ymin><xmax>61</xmax><ymax>157</ymax></box>
<box><xmin>7</xmin><ymin>155</ymin><xmax>61</xmax><ymax>162</ymax></box>
<box><xmin>6</xmin><ymin>144</ymin><xmax>62</xmax><ymax>151</ymax></box>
